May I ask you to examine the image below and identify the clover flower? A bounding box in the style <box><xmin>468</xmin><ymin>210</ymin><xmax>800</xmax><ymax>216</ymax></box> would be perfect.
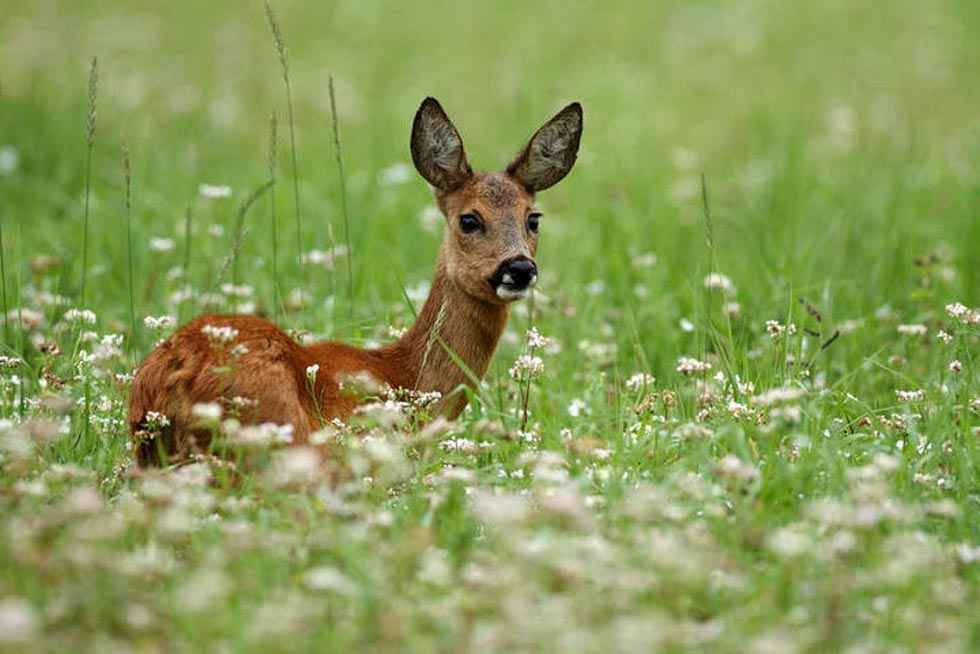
<box><xmin>526</xmin><ymin>327</ymin><xmax>553</xmax><ymax>351</ymax></box>
<box><xmin>624</xmin><ymin>372</ymin><xmax>655</xmax><ymax>392</ymax></box>
<box><xmin>509</xmin><ymin>354</ymin><xmax>544</xmax><ymax>380</ymax></box>
<box><xmin>143</xmin><ymin>315</ymin><xmax>176</xmax><ymax>330</ymax></box>
<box><xmin>765</xmin><ymin>320</ymin><xmax>796</xmax><ymax>338</ymax></box>
<box><xmin>703</xmin><ymin>273</ymin><xmax>736</xmax><ymax>294</ymax></box>
<box><xmin>676</xmin><ymin>356</ymin><xmax>711</xmax><ymax>375</ymax></box>
<box><xmin>64</xmin><ymin>308</ymin><xmax>97</xmax><ymax>324</ymax></box>
<box><xmin>201</xmin><ymin>324</ymin><xmax>239</xmax><ymax>345</ymax></box>
<box><xmin>198</xmin><ymin>183</ymin><xmax>232</xmax><ymax>199</ymax></box>
<box><xmin>897</xmin><ymin>324</ymin><xmax>927</xmax><ymax>336</ymax></box>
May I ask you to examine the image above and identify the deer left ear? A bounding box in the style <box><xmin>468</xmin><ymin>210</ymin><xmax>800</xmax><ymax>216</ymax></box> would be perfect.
<box><xmin>507</xmin><ymin>102</ymin><xmax>583</xmax><ymax>193</ymax></box>
<box><xmin>411</xmin><ymin>97</ymin><xmax>473</xmax><ymax>192</ymax></box>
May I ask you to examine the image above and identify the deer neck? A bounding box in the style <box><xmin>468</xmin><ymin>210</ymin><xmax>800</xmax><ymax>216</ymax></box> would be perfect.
<box><xmin>385</xmin><ymin>248</ymin><xmax>509</xmax><ymax>406</ymax></box>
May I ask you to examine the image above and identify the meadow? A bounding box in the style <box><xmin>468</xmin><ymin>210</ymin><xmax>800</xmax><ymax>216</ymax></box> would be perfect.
<box><xmin>0</xmin><ymin>0</ymin><xmax>978</xmax><ymax>651</ymax></box>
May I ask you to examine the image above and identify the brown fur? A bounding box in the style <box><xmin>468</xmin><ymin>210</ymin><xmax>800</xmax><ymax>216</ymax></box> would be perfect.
<box><xmin>128</xmin><ymin>98</ymin><xmax>582</xmax><ymax>465</ymax></box>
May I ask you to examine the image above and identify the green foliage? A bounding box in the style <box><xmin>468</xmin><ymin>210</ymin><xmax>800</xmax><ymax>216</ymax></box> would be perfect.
<box><xmin>0</xmin><ymin>0</ymin><xmax>978</xmax><ymax>651</ymax></box>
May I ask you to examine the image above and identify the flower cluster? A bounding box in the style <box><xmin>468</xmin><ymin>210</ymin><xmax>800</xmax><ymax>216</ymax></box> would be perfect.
<box><xmin>945</xmin><ymin>302</ymin><xmax>979</xmax><ymax>325</ymax></box>
<box><xmin>764</xmin><ymin>320</ymin><xmax>797</xmax><ymax>338</ymax></box>
<box><xmin>675</xmin><ymin>357</ymin><xmax>711</xmax><ymax>375</ymax></box>
<box><xmin>144</xmin><ymin>315</ymin><xmax>177</xmax><ymax>330</ymax></box>
<box><xmin>63</xmin><ymin>308</ymin><xmax>97</xmax><ymax>325</ymax></box>
<box><xmin>201</xmin><ymin>324</ymin><xmax>239</xmax><ymax>345</ymax></box>
<box><xmin>509</xmin><ymin>354</ymin><xmax>545</xmax><ymax>380</ymax></box>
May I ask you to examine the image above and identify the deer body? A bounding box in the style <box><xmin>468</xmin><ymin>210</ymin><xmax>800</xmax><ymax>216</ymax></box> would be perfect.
<box><xmin>129</xmin><ymin>98</ymin><xmax>582</xmax><ymax>465</ymax></box>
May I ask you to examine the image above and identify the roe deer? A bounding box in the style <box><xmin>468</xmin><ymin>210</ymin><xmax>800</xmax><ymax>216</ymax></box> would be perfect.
<box><xmin>128</xmin><ymin>97</ymin><xmax>583</xmax><ymax>465</ymax></box>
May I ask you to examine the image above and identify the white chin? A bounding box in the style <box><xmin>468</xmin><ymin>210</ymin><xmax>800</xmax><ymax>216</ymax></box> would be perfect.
<box><xmin>496</xmin><ymin>286</ymin><xmax>529</xmax><ymax>301</ymax></box>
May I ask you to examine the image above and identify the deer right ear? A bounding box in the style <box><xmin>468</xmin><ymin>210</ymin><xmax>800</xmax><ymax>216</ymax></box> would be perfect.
<box><xmin>507</xmin><ymin>102</ymin><xmax>583</xmax><ymax>193</ymax></box>
<box><xmin>410</xmin><ymin>97</ymin><xmax>472</xmax><ymax>192</ymax></box>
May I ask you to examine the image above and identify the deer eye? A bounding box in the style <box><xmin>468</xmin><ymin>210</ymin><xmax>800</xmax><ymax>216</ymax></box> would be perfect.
<box><xmin>459</xmin><ymin>213</ymin><xmax>483</xmax><ymax>234</ymax></box>
<box><xmin>527</xmin><ymin>212</ymin><xmax>541</xmax><ymax>233</ymax></box>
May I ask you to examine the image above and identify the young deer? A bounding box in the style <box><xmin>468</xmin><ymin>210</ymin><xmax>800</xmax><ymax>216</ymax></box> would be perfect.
<box><xmin>129</xmin><ymin>97</ymin><xmax>583</xmax><ymax>465</ymax></box>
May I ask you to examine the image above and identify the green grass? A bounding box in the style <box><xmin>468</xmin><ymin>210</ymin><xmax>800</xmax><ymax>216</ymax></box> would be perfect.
<box><xmin>0</xmin><ymin>1</ymin><xmax>978</xmax><ymax>651</ymax></box>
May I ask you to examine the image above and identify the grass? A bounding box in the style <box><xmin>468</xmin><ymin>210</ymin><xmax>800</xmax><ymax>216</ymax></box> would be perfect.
<box><xmin>0</xmin><ymin>0</ymin><xmax>978</xmax><ymax>651</ymax></box>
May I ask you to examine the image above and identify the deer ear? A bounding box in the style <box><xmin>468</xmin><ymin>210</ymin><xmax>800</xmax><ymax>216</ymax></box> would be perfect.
<box><xmin>410</xmin><ymin>97</ymin><xmax>472</xmax><ymax>192</ymax></box>
<box><xmin>507</xmin><ymin>102</ymin><xmax>583</xmax><ymax>193</ymax></box>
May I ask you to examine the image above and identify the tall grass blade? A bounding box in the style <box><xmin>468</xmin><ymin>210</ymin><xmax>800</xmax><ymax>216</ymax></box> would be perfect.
<box><xmin>122</xmin><ymin>142</ymin><xmax>137</xmax><ymax>355</ymax></box>
<box><xmin>328</xmin><ymin>76</ymin><xmax>354</xmax><ymax>324</ymax></box>
<box><xmin>225</xmin><ymin>180</ymin><xmax>274</xmax><ymax>292</ymax></box>
<box><xmin>264</xmin><ymin>2</ymin><xmax>306</xmax><ymax>289</ymax></box>
<box><xmin>80</xmin><ymin>57</ymin><xmax>98</xmax><ymax>307</ymax></box>
<box><xmin>180</xmin><ymin>205</ymin><xmax>193</xmax><ymax>323</ymax></box>
<box><xmin>269</xmin><ymin>113</ymin><xmax>281</xmax><ymax>321</ymax></box>
<box><xmin>0</xmin><ymin>194</ymin><xmax>8</xmax><ymax>345</ymax></box>
<box><xmin>700</xmin><ymin>173</ymin><xmax>739</xmax><ymax>395</ymax></box>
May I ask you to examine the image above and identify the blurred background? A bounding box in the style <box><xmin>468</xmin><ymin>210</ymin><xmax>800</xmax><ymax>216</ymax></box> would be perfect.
<box><xmin>1</xmin><ymin>0</ymin><xmax>978</xmax><ymax>362</ymax></box>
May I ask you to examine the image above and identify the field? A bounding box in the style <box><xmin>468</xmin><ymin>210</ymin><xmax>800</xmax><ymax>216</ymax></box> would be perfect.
<box><xmin>1</xmin><ymin>0</ymin><xmax>979</xmax><ymax>651</ymax></box>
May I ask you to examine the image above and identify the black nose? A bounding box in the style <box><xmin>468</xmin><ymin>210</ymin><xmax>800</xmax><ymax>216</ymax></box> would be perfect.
<box><xmin>497</xmin><ymin>257</ymin><xmax>538</xmax><ymax>289</ymax></box>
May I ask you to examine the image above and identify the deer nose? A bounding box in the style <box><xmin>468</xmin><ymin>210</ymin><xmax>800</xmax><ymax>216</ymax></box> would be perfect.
<box><xmin>498</xmin><ymin>256</ymin><xmax>538</xmax><ymax>290</ymax></box>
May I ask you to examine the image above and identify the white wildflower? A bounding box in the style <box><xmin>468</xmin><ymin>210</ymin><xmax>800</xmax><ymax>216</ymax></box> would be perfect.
<box><xmin>946</xmin><ymin>302</ymin><xmax>980</xmax><ymax>325</ymax></box>
<box><xmin>625</xmin><ymin>372</ymin><xmax>655</xmax><ymax>392</ymax></box>
<box><xmin>765</xmin><ymin>320</ymin><xmax>796</xmax><ymax>338</ymax></box>
<box><xmin>509</xmin><ymin>354</ymin><xmax>544</xmax><ymax>379</ymax></box>
<box><xmin>896</xmin><ymin>324</ymin><xmax>927</xmax><ymax>337</ymax></box>
<box><xmin>768</xmin><ymin>525</ymin><xmax>812</xmax><ymax>558</ymax></box>
<box><xmin>417</xmin><ymin>205</ymin><xmax>442</xmax><ymax>233</ymax></box>
<box><xmin>727</xmin><ymin>400</ymin><xmax>751</xmax><ymax>418</ymax></box>
<box><xmin>936</xmin><ymin>329</ymin><xmax>953</xmax><ymax>344</ymax></box>
<box><xmin>301</xmin><ymin>246</ymin><xmax>348</xmax><ymax>268</ymax></box>
<box><xmin>303</xmin><ymin>566</ymin><xmax>357</xmax><ymax>594</ymax></box>
<box><xmin>198</xmin><ymin>183</ymin><xmax>232</xmax><ymax>199</ymax></box>
<box><xmin>945</xmin><ymin>302</ymin><xmax>968</xmax><ymax>319</ymax></box>
<box><xmin>948</xmin><ymin>360</ymin><xmax>962</xmax><ymax>373</ymax></box>
<box><xmin>63</xmin><ymin>308</ymin><xmax>97</xmax><ymax>324</ymax></box>
<box><xmin>526</xmin><ymin>327</ymin><xmax>553</xmax><ymax>351</ymax></box>
<box><xmin>751</xmin><ymin>387</ymin><xmax>806</xmax><ymax>406</ymax></box>
<box><xmin>956</xmin><ymin>544</ymin><xmax>980</xmax><ymax>564</ymax></box>
<box><xmin>567</xmin><ymin>398</ymin><xmax>589</xmax><ymax>417</ymax></box>
<box><xmin>143</xmin><ymin>315</ymin><xmax>176</xmax><ymax>330</ymax></box>
<box><xmin>220</xmin><ymin>283</ymin><xmax>253</xmax><ymax>298</ymax></box>
<box><xmin>149</xmin><ymin>237</ymin><xmax>176</xmax><ymax>253</ymax></box>
<box><xmin>703</xmin><ymin>273</ymin><xmax>736</xmax><ymax>294</ymax></box>
<box><xmin>201</xmin><ymin>324</ymin><xmax>239</xmax><ymax>344</ymax></box>
<box><xmin>0</xmin><ymin>145</ymin><xmax>19</xmax><ymax>176</ymax></box>
<box><xmin>895</xmin><ymin>389</ymin><xmax>924</xmax><ymax>402</ymax></box>
<box><xmin>234</xmin><ymin>422</ymin><xmax>294</xmax><ymax>446</ymax></box>
<box><xmin>632</xmin><ymin>252</ymin><xmax>658</xmax><ymax>269</ymax></box>
<box><xmin>377</xmin><ymin>162</ymin><xmax>412</xmax><ymax>186</ymax></box>
<box><xmin>191</xmin><ymin>402</ymin><xmax>222</xmax><ymax>422</ymax></box>
<box><xmin>266</xmin><ymin>446</ymin><xmax>320</xmax><ymax>486</ymax></box>
<box><xmin>440</xmin><ymin>437</ymin><xmax>478</xmax><ymax>453</ymax></box>
<box><xmin>405</xmin><ymin>281</ymin><xmax>430</xmax><ymax>304</ymax></box>
<box><xmin>143</xmin><ymin>412</ymin><xmax>171</xmax><ymax>430</ymax></box>
<box><xmin>0</xmin><ymin>355</ymin><xmax>23</xmax><ymax>370</ymax></box>
<box><xmin>306</xmin><ymin>364</ymin><xmax>319</xmax><ymax>384</ymax></box>
<box><xmin>715</xmin><ymin>454</ymin><xmax>758</xmax><ymax>481</ymax></box>
<box><xmin>676</xmin><ymin>356</ymin><xmax>711</xmax><ymax>375</ymax></box>
<box><xmin>0</xmin><ymin>597</ymin><xmax>37</xmax><ymax>643</ymax></box>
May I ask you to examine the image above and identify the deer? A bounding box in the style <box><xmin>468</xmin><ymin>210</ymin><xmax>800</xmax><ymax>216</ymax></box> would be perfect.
<box><xmin>128</xmin><ymin>97</ymin><xmax>583</xmax><ymax>465</ymax></box>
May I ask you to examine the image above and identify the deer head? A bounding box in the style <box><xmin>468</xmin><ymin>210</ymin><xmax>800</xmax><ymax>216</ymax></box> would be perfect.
<box><xmin>411</xmin><ymin>97</ymin><xmax>583</xmax><ymax>304</ymax></box>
